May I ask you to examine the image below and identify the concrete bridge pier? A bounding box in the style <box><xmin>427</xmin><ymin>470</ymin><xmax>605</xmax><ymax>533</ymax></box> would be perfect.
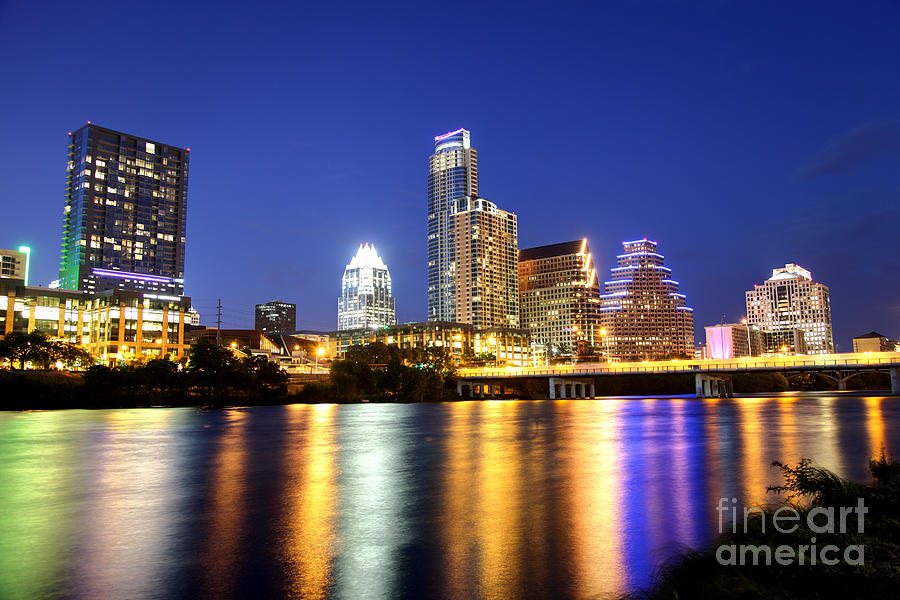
<box><xmin>695</xmin><ymin>373</ymin><xmax>733</xmax><ymax>398</ymax></box>
<box><xmin>549</xmin><ymin>378</ymin><xmax>595</xmax><ymax>399</ymax></box>
<box><xmin>891</xmin><ymin>368</ymin><xmax>900</xmax><ymax>395</ymax></box>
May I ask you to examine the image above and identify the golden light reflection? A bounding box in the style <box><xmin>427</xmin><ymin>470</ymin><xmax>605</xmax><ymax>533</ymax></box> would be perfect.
<box><xmin>440</xmin><ymin>400</ymin><xmax>477</xmax><ymax>598</ymax></box>
<box><xmin>281</xmin><ymin>404</ymin><xmax>338</xmax><ymax>600</ymax></box>
<box><xmin>776</xmin><ymin>396</ymin><xmax>797</xmax><ymax>466</ymax></box>
<box><xmin>474</xmin><ymin>401</ymin><xmax>524</xmax><ymax>599</ymax></box>
<box><xmin>200</xmin><ymin>410</ymin><xmax>248</xmax><ymax>599</ymax></box>
<box><xmin>864</xmin><ymin>397</ymin><xmax>887</xmax><ymax>457</ymax></box>
<box><xmin>736</xmin><ymin>398</ymin><xmax>767</xmax><ymax>505</ymax></box>
<box><xmin>562</xmin><ymin>399</ymin><xmax>624</xmax><ymax>596</ymax></box>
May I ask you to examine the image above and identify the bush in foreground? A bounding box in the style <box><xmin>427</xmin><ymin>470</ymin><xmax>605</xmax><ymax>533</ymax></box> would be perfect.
<box><xmin>624</xmin><ymin>454</ymin><xmax>900</xmax><ymax>599</ymax></box>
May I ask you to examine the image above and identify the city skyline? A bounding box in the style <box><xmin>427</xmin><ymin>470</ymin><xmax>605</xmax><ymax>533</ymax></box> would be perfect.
<box><xmin>1</xmin><ymin>2</ymin><xmax>899</xmax><ymax>349</ymax></box>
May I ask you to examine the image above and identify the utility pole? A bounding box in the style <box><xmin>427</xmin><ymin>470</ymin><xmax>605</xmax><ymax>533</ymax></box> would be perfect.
<box><xmin>216</xmin><ymin>299</ymin><xmax>222</xmax><ymax>346</ymax></box>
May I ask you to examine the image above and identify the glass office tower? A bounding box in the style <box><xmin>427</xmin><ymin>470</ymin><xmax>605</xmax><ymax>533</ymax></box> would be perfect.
<box><xmin>338</xmin><ymin>243</ymin><xmax>396</xmax><ymax>330</ymax></box>
<box><xmin>60</xmin><ymin>123</ymin><xmax>189</xmax><ymax>295</ymax></box>
<box><xmin>427</xmin><ymin>128</ymin><xmax>478</xmax><ymax>322</ymax></box>
<box><xmin>427</xmin><ymin>128</ymin><xmax>519</xmax><ymax>327</ymax></box>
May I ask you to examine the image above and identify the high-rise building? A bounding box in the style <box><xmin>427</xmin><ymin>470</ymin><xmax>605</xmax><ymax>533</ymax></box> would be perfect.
<box><xmin>745</xmin><ymin>263</ymin><xmax>834</xmax><ymax>354</ymax></box>
<box><xmin>598</xmin><ymin>239</ymin><xmax>694</xmax><ymax>361</ymax></box>
<box><xmin>427</xmin><ymin>128</ymin><xmax>519</xmax><ymax>327</ymax></box>
<box><xmin>0</xmin><ymin>247</ymin><xmax>28</xmax><ymax>282</ymax></box>
<box><xmin>338</xmin><ymin>243</ymin><xmax>396</xmax><ymax>330</ymax></box>
<box><xmin>60</xmin><ymin>123</ymin><xmax>189</xmax><ymax>295</ymax></box>
<box><xmin>518</xmin><ymin>239</ymin><xmax>601</xmax><ymax>356</ymax></box>
<box><xmin>255</xmin><ymin>301</ymin><xmax>296</xmax><ymax>333</ymax></box>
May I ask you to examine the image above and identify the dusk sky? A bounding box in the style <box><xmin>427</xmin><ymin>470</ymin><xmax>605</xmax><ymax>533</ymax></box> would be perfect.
<box><xmin>1</xmin><ymin>1</ymin><xmax>898</xmax><ymax>350</ymax></box>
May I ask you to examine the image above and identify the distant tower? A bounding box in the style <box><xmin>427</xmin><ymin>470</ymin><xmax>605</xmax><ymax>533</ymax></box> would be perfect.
<box><xmin>599</xmin><ymin>239</ymin><xmax>694</xmax><ymax>361</ymax></box>
<box><xmin>60</xmin><ymin>123</ymin><xmax>189</xmax><ymax>295</ymax></box>
<box><xmin>338</xmin><ymin>244</ymin><xmax>396</xmax><ymax>330</ymax></box>
<box><xmin>427</xmin><ymin>128</ymin><xmax>519</xmax><ymax>327</ymax></box>
<box><xmin>745</xmin><ymin>263</ymin><xmax>833</xmax><ymax>354</ymax></box>
<box><xmin>255</xmin><ymin>301</ymin><xmax>296</xmax><ymax>333</ymax></box>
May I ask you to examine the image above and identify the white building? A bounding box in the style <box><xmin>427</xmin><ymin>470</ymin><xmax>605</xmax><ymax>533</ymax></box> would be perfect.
<box><xmin>745</xmin><ymin>263</ymin><xmax>834</xmax><ymax>355</ymax></box>
<box><xmin>338</xmin><ymin>243</ymin><xmax>396</xmax><ymax>331</ymax></box>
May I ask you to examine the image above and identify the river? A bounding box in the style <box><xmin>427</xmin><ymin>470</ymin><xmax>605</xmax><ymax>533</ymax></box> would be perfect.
<box><xmin>0</xmin><ymin>395</ymin><xmax>897</xmax><ymax>599</ymax></box>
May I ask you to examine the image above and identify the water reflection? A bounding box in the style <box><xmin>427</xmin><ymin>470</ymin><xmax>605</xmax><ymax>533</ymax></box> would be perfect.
<box><xmin>0</xmin><ymin>396</ymin><xmax>897</xmax><ymax>599</ymax></box>
<box><xmin>199</xmin><ymin>409</ymin><xmax>249</xmax><ymax>599</ymax></box>
<box><xmin>280</xmin><ymin>404</ymin><xmax>338</xmax><ymax>599</ymax></box>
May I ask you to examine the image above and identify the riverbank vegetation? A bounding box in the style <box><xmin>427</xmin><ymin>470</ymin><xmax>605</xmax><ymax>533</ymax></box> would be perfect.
<box><xmin>1</xmin><ymin>339</ymin><xmax>288</xmax><ymax>409</ymax></box>
<box><xmin>624</xmin><ymin>454</ymin><xmax>900</xmax><ymax>599</ymax></box>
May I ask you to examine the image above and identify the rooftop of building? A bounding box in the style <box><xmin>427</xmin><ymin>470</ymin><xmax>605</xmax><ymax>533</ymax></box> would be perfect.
<box><xmin>346</xmin><ymin>243</ymin><xmax>388</xmax><ymax>270</ymax></box>
<box><xmin>433</xmin><ymin>127</ymin><xmax>471</xmax><ymax>152</ymax></box>
<box><xmin>519</xmin><ymin>240</ymin><xmax>585</xmax><ymax>261</ymax></box>
<box><xmin>854</xmin><ymin>331</ymin><xmax>889</xmax><ymax>340</ymax></box>
<box><xmin>71</xmin><ymin>121</ymin><xmax>189</xmax><ymax>152</ymax></box>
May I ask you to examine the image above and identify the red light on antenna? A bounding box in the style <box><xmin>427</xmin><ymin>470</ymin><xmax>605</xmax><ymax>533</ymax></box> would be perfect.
<box><xmin>67</xmin><ymin>131</ymin><xmax>72</xmax><ymax>135</ymax></box>
<box><xmin>87</xmin><ymin>120</ymin><xmax>91</xmax><ymax>124</ymax></box>
<box><xmin>186</xmin><ymin>147</ymin><xmax>191</xmax><ymax>151</ymax></box>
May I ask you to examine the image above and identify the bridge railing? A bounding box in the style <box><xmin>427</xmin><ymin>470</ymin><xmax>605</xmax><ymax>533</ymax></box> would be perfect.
<box><xmin>457</xmin><ymin>352</ymin><xmax>900</xmax><ymax>378</ymax></box>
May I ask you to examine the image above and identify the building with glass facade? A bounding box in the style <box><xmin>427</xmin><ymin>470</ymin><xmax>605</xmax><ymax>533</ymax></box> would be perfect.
<box><xmin>745</xmin><ymin>263</ymin><xmax>834</xmax><ymax>354</ymax></box>
<box><xmin>255</xmin><ymin>300</ymin><xmax>296</xmax><ymax>333</ymax></box>
<box><xmin>518</xmin><ymin>239</ymin><xmax>601</xmax><ymax>357</ymax></box>
<box><xmin>1</xmin><ymin>277</ymin><xmax>192</xmax><ymax>363</ymax></box>
<box><xmin>60</xmin><ymin>123</ymin><xmax>189</xmax><ymax>295</ymax></box>
<box><xmin>338</xmin><ymin>243</ymin><xmax>396</xmax><ymax>330</ymax></box>
<box><xmin>327</xmin><ymin>321</ymin><xmax>531</xmax><ymax>366</ymax></box>
<box><xmin>598</xmin><ymin>239</ymin><xmax>695</xmax><ymax>361</ymax></box>
<box><xmin>427</xmin><ymin>129</ymin><xmax>519</xmax><ymax>328</ymax></box>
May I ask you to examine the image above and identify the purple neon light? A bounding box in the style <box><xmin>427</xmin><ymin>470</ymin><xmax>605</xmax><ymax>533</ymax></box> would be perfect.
<box><xmin>434</xmin><ymin>128</ymin><xmax>467</xmax><ymax>141</ymax></box>
<box><xmin>92</xmin><ymin>268</ymin><xmax>172</xmax><ymax>283</ymax></box>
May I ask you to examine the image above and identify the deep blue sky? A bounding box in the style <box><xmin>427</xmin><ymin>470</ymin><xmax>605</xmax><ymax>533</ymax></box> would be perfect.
<box><xmin>2</xmin><ymin>1</ymin><xmax>899</xmax><ymax>350</ymax></box>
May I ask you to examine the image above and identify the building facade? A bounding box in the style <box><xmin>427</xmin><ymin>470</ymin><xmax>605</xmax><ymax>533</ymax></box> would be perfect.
<box><xmin>1</xmin><ymin>278</ymin><xmax>192</xmax><ymax>362</ymax></box>
<box><xmin>704</xmin><ymin>323</ymin><xmax>762</xmax><ymax>359</ymax></box>
<box><xmin>60</xmin><ymin>123</ymin><xmax>189</xmax><ymax>295</ymax></box>
<box><xmin>518</xmin><ymin>239</ymin><xmax>601</xmax><ymax>357</ymax></box>
<box><xmin>598</xmin><ymin>239</ymin><xmax>694</xmax><ymax>361</ymax></box>
<box><xmin>328</xmin><ymin>321</ymin><xmax>531</xmax><ymax>366</ymax></box>
<box><xmin>852</xmin><ymin>332</ymin><xmax>896</xmax><ymax>353</ymax></box>
<box><xmin>338</xmin><ymin>244</ymin><xmax>396</xmax><ymax>330</ymax></box>
<box><xmin>255</xmin><ymin>300</ymin><xmax>296</xmax><ymax>333</ymax></box>
<box><xmin>427</xmin><ymin>128</ymin><xmax>519</xmax><ymax>327</ymax></box>
<box><xmin>1</xmin><ymin>248</ymin><xmax>28</xmax><ymax>281</ymax></box>
<box><xmin>745</xmin><ymin>263</ymin><xmax>834</xmax><ymax>354</ymax></box>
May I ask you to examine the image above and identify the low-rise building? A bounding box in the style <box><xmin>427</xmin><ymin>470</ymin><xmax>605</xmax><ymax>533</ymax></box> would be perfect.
<box><xmin>1</xmin><ymin>277</ymin><xmax>192</xmax><ymax>363</ymax></box>
<box><xmin>852</xmin><ymin>331</ymin><xmax>896</xmax><ymax>353</ymax></box>
<box><xmin>705</xmin><ymin>323</ymin><xmax>763</xmax><ymax>359</ymax></box>
<box><xmin>327</xmin><ymin>321</ymin><xmax>531</xmax><ymax>366</ymax></box>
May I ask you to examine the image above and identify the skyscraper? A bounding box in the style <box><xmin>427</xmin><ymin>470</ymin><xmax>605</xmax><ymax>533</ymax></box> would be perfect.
<box><xmin>518</xmin><ymin>239</ymin><xmax>601</xmax><ymax>356</ymax></box>
<box><xmin>338</xmin><ymin>243</ymin><xmax>396</xmax><ymax>330</ymax></box>
<box><xmin>255</xmin><ymin>301</ymin><xmax>296</xmax><ymax>333</ymax></box>
<box><xmin>427</xmin><ymin>128</ymin><xmax>519</xmax><ymax>327</ymax></box>
<box><xmin>60</xmin><ymin>123</ymin><xmax>189</xmax><ymax>295</ymax></box>
<box><xmin>745</xmin><ymin>263</ymin><xmax>834</xmax><ymax>354</ymax></box>
<box><xmin>599</xmin><ymin>239</ymin><xmax>694</xmax><ymax>361</ymax></box>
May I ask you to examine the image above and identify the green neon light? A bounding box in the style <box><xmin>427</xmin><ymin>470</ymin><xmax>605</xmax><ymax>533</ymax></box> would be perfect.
<box><xmin>18</xmin><ymin>246</ymin><xmax>30</xmax><ymax>286</ymax></box>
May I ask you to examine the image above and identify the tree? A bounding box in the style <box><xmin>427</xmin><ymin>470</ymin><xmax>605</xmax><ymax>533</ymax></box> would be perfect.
<box><xmin>0</xmin><ymin>331</ymin><xmax>93</xmax><ymax>370</ymax></box>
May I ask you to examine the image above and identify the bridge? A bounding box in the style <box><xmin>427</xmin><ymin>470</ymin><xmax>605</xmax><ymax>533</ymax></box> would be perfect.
<box><xmin>455</xmin><ymin>352</ymin><xmax>900</xmax><ymax>399</ymax></box>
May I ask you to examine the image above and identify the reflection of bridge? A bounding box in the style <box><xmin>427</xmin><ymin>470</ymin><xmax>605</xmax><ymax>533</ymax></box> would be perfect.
<box><xmin>456</xmin><ymin>352</ymin><xmax>900</xmax><ymax>399</ymax></box>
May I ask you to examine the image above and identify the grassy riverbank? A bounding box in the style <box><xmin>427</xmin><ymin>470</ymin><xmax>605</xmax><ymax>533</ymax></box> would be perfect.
<box><xmin>624</xmin><ymin>455</ymin><xmax>900</xmax><ymax>600</ymax></box>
